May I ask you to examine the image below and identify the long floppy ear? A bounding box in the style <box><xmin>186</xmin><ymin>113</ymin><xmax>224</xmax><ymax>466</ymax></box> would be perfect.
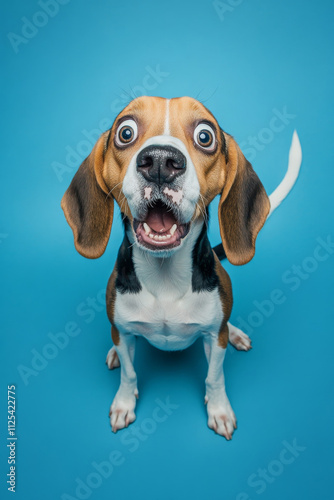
<box><xmin>61</xmin><ymin>134</ymin><xmax>114</xmax><ymax>259</ymax></box>
<box><xmin>218</xmin><ymin>136</ymin><xmax>270</xmax><ymax>265</ymax></box>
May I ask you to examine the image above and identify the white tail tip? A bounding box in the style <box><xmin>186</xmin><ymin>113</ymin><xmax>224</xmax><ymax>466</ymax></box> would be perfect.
<box><xmin>268</xmin><ymin>130</ymin><xmax>302</xmax><ymax>217</ymax></box>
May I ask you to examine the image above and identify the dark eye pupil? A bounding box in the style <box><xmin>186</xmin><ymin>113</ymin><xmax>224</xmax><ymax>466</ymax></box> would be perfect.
<box><xmin>121</xmin><ymin>127</ymin><xmax>133</xmax><ymax>140</ymax></box>
<box><xmin>198</xmin><ymin>130</ymin><xmax>212</xmax><ymax>145</ymax></box>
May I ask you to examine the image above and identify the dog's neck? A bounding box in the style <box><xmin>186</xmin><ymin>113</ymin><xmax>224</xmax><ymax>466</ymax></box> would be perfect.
<box><xmin>131</xmin><ymin>219</ymin><xmax>204</xmax><ymax>298</ymax></box>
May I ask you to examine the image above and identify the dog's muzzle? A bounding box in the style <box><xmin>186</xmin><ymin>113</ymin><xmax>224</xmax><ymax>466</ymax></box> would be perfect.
<box><xmin>136</xmin><ymin>145</ymin><xmax>186</xmax><ymax>185</ymax></box>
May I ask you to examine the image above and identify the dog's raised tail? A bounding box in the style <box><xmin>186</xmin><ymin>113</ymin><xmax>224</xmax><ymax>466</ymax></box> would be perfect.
<box><xmin>268</xmin><ymin>130</ymin><xmax>302</xmax><ymax>217</ymax></box>
<box><xmin>213</xmin><ymin>130</ymin><xmax>302</xmax><ymax>261</ymax></box>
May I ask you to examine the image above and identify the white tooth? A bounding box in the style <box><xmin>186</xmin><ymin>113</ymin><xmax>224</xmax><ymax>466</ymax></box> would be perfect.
<box><xmin>170</xmin><ymin>224</ymin><xmax>177</xmax><ymax>236</ymax></box>
<box><xmin>143</xmin><ymin>223</ymin><xmax>150</xmax><ymax>235</ymax></box>
<box><xmin>166</xmin><ymin>234</ymin><xmax>171</xmax><ymax>239</ymax></box>
<box><xmin>149</xmin><ymin>233</ymin><xmax>154</xmax><ymax>239</ymax></box>
<box><xmin>154</xmin><ymin>235</ymin><xmax>159</xmax><ymax>240</ymax></box>
<box><xmin>161</xmin><ymin>235</ymin><xmax>167</xmax><ymax>240</ymax></box>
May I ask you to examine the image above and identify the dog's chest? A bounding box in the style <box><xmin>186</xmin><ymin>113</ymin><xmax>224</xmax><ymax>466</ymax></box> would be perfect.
<box><xmin>114</xmin><ymin>284</ymin><xmax>222</xmax><ymax>351</ymax></box>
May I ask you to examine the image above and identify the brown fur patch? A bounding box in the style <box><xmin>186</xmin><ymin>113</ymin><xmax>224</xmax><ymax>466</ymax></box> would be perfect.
<box><xmin>61</xmin><ymin>135</ymin><xmax>114</xmax><ymax>258</ymax></box>
<box><xmin>213</xmin><ymin>253</ymin><xmax>233</xmax><ymax>348</ymax></box>
<box><xmin>218</xmin><ymin>138</ymin><xmax>270</xmax><ymax>265</ymax></box>
<box><xmin>106</xmin><ymin>265</ymin><xmax>119</xmax><ymax>345</ymax></box>
<box><xmin>111</xmin><ymin>325</ymin><xmax>120</xmax><ymax>346</ymax></box>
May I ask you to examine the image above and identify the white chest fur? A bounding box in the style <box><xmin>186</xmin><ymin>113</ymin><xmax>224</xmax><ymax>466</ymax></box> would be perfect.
<box><xmin>113</xmin><ymin>224</ymin><xmax>223</xmax><ymax>351</ymax></box>
<box><xmin>114</xmin><ymin>284</ymin><xmax>222</xmax><ymax>351</ymax></box>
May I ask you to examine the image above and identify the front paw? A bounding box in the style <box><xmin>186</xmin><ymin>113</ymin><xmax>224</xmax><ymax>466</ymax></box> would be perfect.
<box><xmin>109</xmin><ymin>388</ymin><xmax>138</xmax><ymax>433</ymax></box>
<box><xmin>205</xmin><ymin>392</ymin><xmax>237</xmax><ymax>440</ymax></box>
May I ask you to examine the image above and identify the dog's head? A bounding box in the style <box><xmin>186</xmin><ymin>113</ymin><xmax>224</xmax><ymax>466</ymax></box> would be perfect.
<box><xmin>61</xmin><ymin>96</ymin><xmax>270</xmax><ymax>265</ymax></box>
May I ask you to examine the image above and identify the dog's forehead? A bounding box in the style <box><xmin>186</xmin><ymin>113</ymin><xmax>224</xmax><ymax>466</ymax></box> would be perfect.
<box><xmin>116</xmin><ymin>96</ymin><xmax>218</xmax><ymax>136</ymax></box>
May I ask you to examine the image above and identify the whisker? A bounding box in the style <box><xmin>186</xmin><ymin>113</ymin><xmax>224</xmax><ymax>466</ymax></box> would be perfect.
<box><xmin>196</xmin><ymin>201</ymin><xmax>208</xmax><ymax>229</ymax></box>
<box><xmin>105</xmin><ymin>181</ymin><xmax>123</xmax><ymax>201</ymax></box>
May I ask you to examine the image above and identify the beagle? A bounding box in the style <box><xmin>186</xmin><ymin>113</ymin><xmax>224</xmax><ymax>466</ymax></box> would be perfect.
<box><xmin>61</xmin><ymin>96</ymin><xmax>301</xmax><ymax>440</ymax></box>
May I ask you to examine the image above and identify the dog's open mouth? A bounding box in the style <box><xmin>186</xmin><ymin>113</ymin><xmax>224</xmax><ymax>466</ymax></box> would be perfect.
<box><xmin>133</xmin><ymin>200</ymin><xmax>190</xmax><ymax>250</ymax></box>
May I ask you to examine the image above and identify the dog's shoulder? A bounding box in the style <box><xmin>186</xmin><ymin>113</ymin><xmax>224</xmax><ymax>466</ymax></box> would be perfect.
<box><xmin>106</xmin><ymin>232</ymin><xmax>141</xmax><ymax>323</ymax></box>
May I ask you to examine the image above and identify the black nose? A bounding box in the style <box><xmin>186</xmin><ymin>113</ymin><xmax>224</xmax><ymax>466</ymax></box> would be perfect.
<box><xmin>136</xmin><ymin>145</ymin><xmax>186</xmax><ymax>185</ymax></box>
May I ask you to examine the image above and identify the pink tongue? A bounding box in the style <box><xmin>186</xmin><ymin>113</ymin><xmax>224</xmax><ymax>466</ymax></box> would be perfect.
<box><xmin>145</xmin><ymin>204</ymin><xmax>176</xmax><ymax>233</ymax></box>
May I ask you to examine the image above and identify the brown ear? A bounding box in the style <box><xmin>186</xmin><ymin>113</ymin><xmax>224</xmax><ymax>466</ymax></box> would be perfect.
<box><xmin>218</xmin><ymin>137</ymin><xmax>270</xmax><ymax>265</ymax></box>
<box><xmin>61</xmin><ymin>135</ymin><xmax>114</xmax><ymax>259</ymax></box>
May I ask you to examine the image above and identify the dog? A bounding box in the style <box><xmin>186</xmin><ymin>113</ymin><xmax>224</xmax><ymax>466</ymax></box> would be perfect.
<box><xmin>61</xmin><ymin>96</ymin><xmax>301</xmax><ymax>439</ymax></box>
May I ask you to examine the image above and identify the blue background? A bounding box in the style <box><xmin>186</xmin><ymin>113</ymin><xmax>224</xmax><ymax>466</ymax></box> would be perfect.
<box><xmin>1</xmin><ymin>0</ymin><xmax>334</xmax><ymax>499</ymax></box>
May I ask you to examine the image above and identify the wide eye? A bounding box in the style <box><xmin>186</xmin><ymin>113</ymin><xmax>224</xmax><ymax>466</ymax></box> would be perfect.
<box><xmin>194</xmin><ymin>123</ymin><xmax>216</xmax><ymax>152</ymax></box>
<box><xmin>115</xmin><ymin>119</ymin><xmax>138</xmax><ymax>146</ymax></box>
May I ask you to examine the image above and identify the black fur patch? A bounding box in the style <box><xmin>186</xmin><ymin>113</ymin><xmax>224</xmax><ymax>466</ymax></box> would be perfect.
<box><xmin>192</xmin><ymin>223</ymin><xmax>219</xmax><ymax>293</ymax></box>
<box><xmin>220</xmin><ymin>128</ymin><xmax>228</xmax><ymax>162</ymax></box>
<box><xmin>212</xmin><ymin>243</ymin><xmax>227</xmax><ymax>261</ymax></box>
<box><xmin>115</xmin><ymin>225</ymin><xmax>141</xmax><ymax>294</ymax></box>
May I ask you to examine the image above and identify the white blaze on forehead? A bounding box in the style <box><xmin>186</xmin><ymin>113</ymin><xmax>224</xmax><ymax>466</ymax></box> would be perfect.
<box><xmin>163</xmin><ymin>187</ymin><xmax>183</xmax><ymax>204</ymax></box>
<box><xmin>163</xmin><ymin>99</ymin><xmax>170</xmax><ymax>136</ymax></box>
<box><xmin>144</xmin><ymin>187</ymin><xmax>152</xmax><ymax>200</ymax></box>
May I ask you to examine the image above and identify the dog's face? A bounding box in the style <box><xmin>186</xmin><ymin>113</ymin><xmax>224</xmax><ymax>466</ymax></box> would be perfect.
<box><xmin>62</xmin><ymin>96</ymin><xmax>270</xmax><ymax>265</ymax></box>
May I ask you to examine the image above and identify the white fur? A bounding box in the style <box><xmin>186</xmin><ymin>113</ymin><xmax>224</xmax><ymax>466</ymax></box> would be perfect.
<box><xmin>268</xmin><ymin>130</ymin><xmax>302</xmax><ymax>216</ymax></box>
<box><xmin>106</xmin><ymin>346</ymin><xmax>120</xmax><ymax>369</ymax></box>
<box><xmin>227</xmin><ymin>322</ymin><xmax>252</xmax><ymax>351</ymax></box>
<box><xmin>163</xmin><ymin>99</ymin><xmax>170</xmax><ymax>135</ymax></box>
<box><xmin>115</xmin><ymin>220</ymin><xmax>223</xmax><ymax>351</ymax></box>
<box><xmin>109</xmin><ymin>334</ymin><xmax>138</xmax><ymax>432</ymax></box>
<box><xmin>204</xmin><ymin>338</ymin><xmax>236</xmax><ymax>439</ymax></box>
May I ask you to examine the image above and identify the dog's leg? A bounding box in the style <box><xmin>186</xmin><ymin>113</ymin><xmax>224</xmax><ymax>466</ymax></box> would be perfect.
<box><xmin>109</xmin><ymin>332</ymin><xmax>138</xmax><ymax>433</ymax></box>
<box><xmin>228</xmin><ymin>322</ymin><xmax>252</xmax><ymax>351</ymax></box>
<box><xmin>203</xmin><ymin>335</ymin><xmax>237</xmax><ymax>440</ymax></box>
